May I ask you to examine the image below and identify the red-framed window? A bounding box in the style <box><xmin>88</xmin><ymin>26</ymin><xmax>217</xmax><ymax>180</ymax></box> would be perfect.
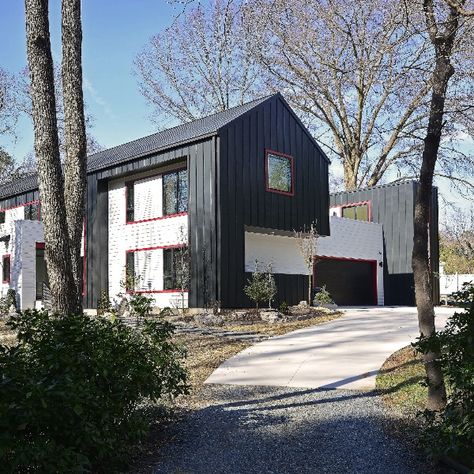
<box><xmin>125</xmin><ymin>244</ymin><xmax>188</xmax><ymax>294</ymax></box>
<box><xmin>341</xmin><ymin>201</ymin><xmax>371</xmax><ymax>222</ymax></box>
<box><xmin>265</xmin><ymin>149</ymin><xmax>294</xmax><ymax>196</ymax></box>
<box><xmin>2</xmin><ymin>254</ymin><xmax>11</xmax><ymax>283</ymax></box>
<box><xmin>125</xmin><ymin>167</ymin><xmax>188</xmax><ymax>224</ymax></box>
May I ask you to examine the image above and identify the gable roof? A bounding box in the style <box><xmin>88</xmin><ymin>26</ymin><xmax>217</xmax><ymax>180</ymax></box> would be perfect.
<box><xmin>0</xmin><ymin>173</ymin><xmax>38</xmax><ymax>201</ymax></box>
<box><xmin>87</xmin><ymin>94</ymin><xmax>274</xmax><ymax>172</ymax></box>
<box><xmin>1</xmin><ymin>93</ymin><xmax>330</xmax><ymax>200</ymax></box>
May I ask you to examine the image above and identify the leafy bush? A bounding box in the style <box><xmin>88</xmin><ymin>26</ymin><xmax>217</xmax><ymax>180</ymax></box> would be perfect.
<box><xmin>244</xmin><ymin>260</ymin><xmax>277</xmax><ymax>312</ymax></box>
<box><xmin>0</xmin><ymin>289</ymin><xmax>17</xmax><ymax>316</ymax></box>
<box><xmin>279</xmin><ymin>301</ymin><xmax>290</xmax><ymax>315</ymax></box>
<box><xmin>0</xmin><ymin>310</ymin><xmax>188</xmax><ymax>472</ymax></box>
<box><xmin>415</xmin><ymin>282</ymin><xmax>474</xmax><ymax>468</ymax></box>
<box><xmin>313</xmin><ymin>285</ymin><xmax>334</xmax><ymax>306</ymax></box>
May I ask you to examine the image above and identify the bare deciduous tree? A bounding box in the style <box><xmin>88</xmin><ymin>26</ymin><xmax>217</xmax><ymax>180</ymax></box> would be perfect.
<box><xmin>412</xmin><ymin>0</ymin><xmax>467</xmax><ymax>411</ymax></box>
<box><xmin>25</xmin><ymin>0</ymin><xmax>87</xmax><ymax>314</ymax></box>
<box><xmin>0</xmin><ymin>68</ymin><xmax>20</xmax><ymax>138</ymax></box>
<box><xmin>295</xmin><ymin>223</ymin><xmax>319</xmax><ymax>305</ymax></box>
<box><xmin>135</xmin><ymin>0</ymin><xmax>263</xmax><ymax>126</ymax></box>
<box><xmin>245</xmin><ymin>0</ymin><xmax>474</xmax><ymax>194</ymax></box>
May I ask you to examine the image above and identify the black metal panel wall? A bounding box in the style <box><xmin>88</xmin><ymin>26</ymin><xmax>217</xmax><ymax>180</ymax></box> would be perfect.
<box><xmin>218</xmin><ymin>95</ymin><xmax>330</xmax><ymax>308</ymax></box>
<box><xmin>0</xmin><ymin>189</ymin><xmax>40</xmax><ymax>210</ymax></box>
<box><xmin>84</xmin><ymin>138</ymin><xmax>218</xmax><ymax>309</ymax></box>
<box><xmin>330</xmin><ymin>181</ymin><xmax>440</xmax><ymax>305</ymax></box>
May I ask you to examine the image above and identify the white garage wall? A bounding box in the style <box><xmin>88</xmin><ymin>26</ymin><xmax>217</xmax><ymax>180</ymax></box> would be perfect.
<box><xmin>245</xmin><ymin>216</ymin><xmax>385</xmax><ymax>305</ymax></box>
<box><xmin>108</xmin><ymin>168</ymin><xmax>188</xmax><ymax>308</ymax></box>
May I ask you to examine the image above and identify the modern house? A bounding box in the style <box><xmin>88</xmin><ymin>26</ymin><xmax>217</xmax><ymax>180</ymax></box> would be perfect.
<box><xmin>0</xmin><ymin>93</ymin><xmax>439</xmax><ymax>310</ymax></box>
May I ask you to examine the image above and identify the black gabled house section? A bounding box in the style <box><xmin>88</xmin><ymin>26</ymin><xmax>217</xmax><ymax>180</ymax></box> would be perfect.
<box><xmin>0</xmin><ymin>93</ymin><xmax>331</xmax><ymax>309</ymax></box>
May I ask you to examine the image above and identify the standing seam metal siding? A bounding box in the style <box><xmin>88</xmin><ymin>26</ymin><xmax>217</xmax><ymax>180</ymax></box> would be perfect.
<box><xmin>218</xmin><ymin>95</ymin><xmax>330</xmax><ymax>308</ymax></box>
<box><xmin>85</xmin><ymin>139</ymin><xmax>217</xmax><ymax>309</ymax></box>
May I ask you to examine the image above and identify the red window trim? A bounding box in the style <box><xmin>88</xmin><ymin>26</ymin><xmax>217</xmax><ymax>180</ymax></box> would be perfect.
<box><xmin>125</xmin><ymin>244</ymin><xmax>187</xmax><ymax>294</ymax></box>
<box><xmin>0</xmin><ymin>199</ymin><xmax>41</xmax><ymax>214</ymax></box>
<box><xmin>2</xmin><ymin>254</ymin><xmax>11</xmax><ymax>284</ymax></box>
<box><xmin>313</xmin><ymin>255</ymin><xmax>378</xmax><ymax>305</ymax></box>
<box><xmin>124</xmin><ymin>166</ymin><xmax>187</xmax><ymax>225</ymax></box>
<box><xmin>335</xmin><ymin>200</ymin><xmax>372</xmax><ymax>222</ymax></box>
<box><xmin>35</xmin><ymin>242</ymin><xmax>45</xmax><ymax>249</ymax></box>
<box><xmin>265</xmin><ymin>149</ymin><xmax>295</xmax><ymax>197</ymax></box>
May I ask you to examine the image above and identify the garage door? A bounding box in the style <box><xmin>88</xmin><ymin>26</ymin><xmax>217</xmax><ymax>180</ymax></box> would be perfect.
<box><xmin>314</xmin><ymin>258</ymin><xmax>377</xmax><ymax>306</ymax></box>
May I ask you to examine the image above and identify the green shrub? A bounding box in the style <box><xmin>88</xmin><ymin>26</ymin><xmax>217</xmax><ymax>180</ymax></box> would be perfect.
<box><xmin>313</xmin><ymin>285</ymin><xmax>334</xmax><ymax>306</ymax></box>
<box><xmin>414</xmin><ymin>282</ymin><xmax>474</xmax><ymax>468</ymax></box>
<box><xmin>244</xmin><ymin>260</ymin><xmax>277</xmax><ymax>312</ymax></box>
<box><xmin>279</xmin><ymin>301</ymin><xmax>290</xmax><ymax>315</ymax></box>
<box><xmin>0</xmin><ymin>310</ymin><xmax>188</xmax><ymax>472</ymax></box>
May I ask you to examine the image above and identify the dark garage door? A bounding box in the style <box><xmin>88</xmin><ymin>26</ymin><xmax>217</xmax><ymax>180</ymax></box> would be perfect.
<box><xmin>314</xmin><ymin>258</ymin><xmax>377</xmax><ymax>306</ymax></box>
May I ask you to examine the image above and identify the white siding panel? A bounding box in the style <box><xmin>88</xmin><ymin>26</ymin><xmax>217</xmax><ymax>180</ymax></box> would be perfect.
<box><xmin>245</xmin><ymin>232</ymin><xmax>308</xmax><ymax>275</ymax></box>
<box><xmin>133</xmin><ymin>175</ymin><xmax>162</xmax><ymax>222</ymax></box>
<box><xmin>108</xmin><ymin>175</ymin><xmax>188</xmax><ymax>308</ymax></box>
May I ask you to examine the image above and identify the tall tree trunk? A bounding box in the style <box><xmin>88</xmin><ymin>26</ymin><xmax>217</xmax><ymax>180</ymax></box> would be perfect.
<box><xmin>62</xmin><ymin>0</ymin><xmax>87</xmax><ymax>313</ymax></box>
<box><xmin>412</xmin><ymin>0</ymin><xmax>460</xmax><ymax>412</ymax></box>
<box><xmin>25</xmin><ymin>0</ymin><xmax>83</xmax><ymax>314</ymax></box>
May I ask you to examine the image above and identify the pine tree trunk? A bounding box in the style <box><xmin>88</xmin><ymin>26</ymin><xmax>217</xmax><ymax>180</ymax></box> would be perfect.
<box><xmin>412</xmin><ymin>4</ymin><xmax>459</xmax><ymax>410</ymax></box>
<box><xmin>61</xmin><ymin>0</ymin><xmax>87</xmax><ymax>313</ymax></box>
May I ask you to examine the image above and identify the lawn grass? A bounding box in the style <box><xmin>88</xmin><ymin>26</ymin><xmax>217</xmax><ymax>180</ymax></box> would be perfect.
<box><xmin>376</xmin><ymin>345</ymin><xmax>427</xmax><ymax>416</ymax></box>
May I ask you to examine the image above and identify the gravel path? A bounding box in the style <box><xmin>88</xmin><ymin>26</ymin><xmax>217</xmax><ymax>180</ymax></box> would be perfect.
<box><xmin>150</xmin><ymin>384</ymin><xmax>436</xmax><ymax>474</ymax></box>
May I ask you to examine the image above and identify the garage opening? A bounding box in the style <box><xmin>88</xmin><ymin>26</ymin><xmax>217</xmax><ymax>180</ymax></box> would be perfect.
<box><xmin>314</xmin><ymin>257</ymin><xmax>377</xmax><ymax>306</ymax></box>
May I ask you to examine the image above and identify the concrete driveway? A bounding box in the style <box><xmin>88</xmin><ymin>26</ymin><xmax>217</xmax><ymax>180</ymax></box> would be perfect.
<box><xmin>205</xmin><ymin>306</ymin><xmax>457</xmax><ymax>390</ymax></box>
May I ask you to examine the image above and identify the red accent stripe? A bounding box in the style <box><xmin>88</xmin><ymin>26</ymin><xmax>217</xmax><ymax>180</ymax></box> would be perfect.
<box><xmin>0</xmin><ymin>199</ymin><xmax>40</xmax><ymax>213</ymax></box>
<box><xmin>129</xmin><ymin>289</ymin><xmax>189</xmax><ymax>294</ymax></box>
<box><xmin>335</xmin><ymin>200</ymin><xmax>372</xmax><ymax>222</ymax></box>
<box><xmin>126</xmin><ymin>243</ymin><xmax>185</xmax><ymax>254</ymax></box>
<box><xmin>126</xmin><ymin>212</ymin><xmax>188</xmax><ymax>225</ymax></box>
<box><xmin>265</xmin><ymin>149</ymin><xmax>295</xmax><ymax>197</ymax></box>
<box><xmin>35</xmin><ymin>242</ymin><xmax>45</xmax><ymax>249</ymax></box>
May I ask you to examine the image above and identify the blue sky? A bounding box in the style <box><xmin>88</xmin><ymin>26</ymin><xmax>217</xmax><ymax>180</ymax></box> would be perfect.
<box><xmin>0</xmin><ymin>0</ymin><xmax>181</xmax><ymax>159</ymax></box>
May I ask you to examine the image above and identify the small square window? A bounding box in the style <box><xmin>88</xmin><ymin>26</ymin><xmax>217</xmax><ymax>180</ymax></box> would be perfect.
<box><xmin>342</xmin><ymin>203</ymin><xmax>370</xmax><ymax>222</ymax></box>
<box><xmin>265</xmin><ymin>151</ymin><xmax>294</xmax><ymax>195</ymax></box>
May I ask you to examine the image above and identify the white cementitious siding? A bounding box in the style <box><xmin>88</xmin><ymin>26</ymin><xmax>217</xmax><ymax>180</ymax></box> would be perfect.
<box><xmin>108</xmin><ymin>170</ymin><xmax>188</xmax><ymax>309</ymax></box>
<box><xmin>245</xmin><ymin>216</ymin><xmax>384</xmax><ymax>305</ymax></box>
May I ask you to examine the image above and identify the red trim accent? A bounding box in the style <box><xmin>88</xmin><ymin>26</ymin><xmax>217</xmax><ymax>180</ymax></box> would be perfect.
<box><xmin>0</xmin><ymin>199</ymin><xmax>40</xmax><ymax>213</ymax></box>
<box><xmin>127</xmin><ymin>212</ymin><xmax>188</xmax><ymax>225</ymax></box>
<box><xmin>2</xmin><ymin>254</ymin><xmax>11</xmax><ymax>284</ymax></box>
<box><xmin>314</xmin><ymin>256</ymin><xmax>378</xmax><ymax>305</ymax></box>
<box><xmin>35</xmin><ymin>242</ymin><xmax>45</xmax><ymax>249</ymax></box>
<box><xmin>337</xmin><ymin>200</ymin><xmax>372</xmax><ymax>222</ymax></box>
<box><xmin>265</xmin><ymin>149</ymin><xmax>295</xmax><ymax>196</ymax></box>
<box><xmin>126</xmin><ymin>243</ymin><xmax>185</xmax><ymax>254</ymax></box>
<box><xmin>132</xmin><ymin>289</ymin><xmax>189</xmax><ymax>294</ymax></box>
<box><xmin>125</xmin><ymin>244</ymin><xmax>186</xmax><ymax>294</ymax></box>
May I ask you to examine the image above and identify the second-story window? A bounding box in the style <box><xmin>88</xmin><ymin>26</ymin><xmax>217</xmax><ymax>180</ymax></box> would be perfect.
<box><xmin>126</xmin><ymin>182</ymin><xmax>134</xmax><ymax>222</ymax></box>
<box><xmin>25</xmin><ymin>203</ymin><xmax>41</xmax><ymax>221</ymax></box>
<box><xmin>266</xmin><ymin>150</ymin><xmax>294</xmax><ymax>195</ymax></box>
<box><xmin>342</xmin><ymin>203</ymin><xmax>370</xmax><ymax>222</ymax></box>
<box><xmin>0</xmin><ymin>211</ymin><xmax>5</xmax><ymax>224</ymax></box>
<box><xmin>163</xmin><ymin>169</ymin><xmax>188</xmax><ymax>216</ymax></box>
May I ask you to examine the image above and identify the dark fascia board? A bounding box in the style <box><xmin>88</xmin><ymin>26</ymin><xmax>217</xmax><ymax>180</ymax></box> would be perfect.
<box><xmin>330</xmin><ymin>180</ymin><xmax>437</xmax><ymax>197</ymax></box>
